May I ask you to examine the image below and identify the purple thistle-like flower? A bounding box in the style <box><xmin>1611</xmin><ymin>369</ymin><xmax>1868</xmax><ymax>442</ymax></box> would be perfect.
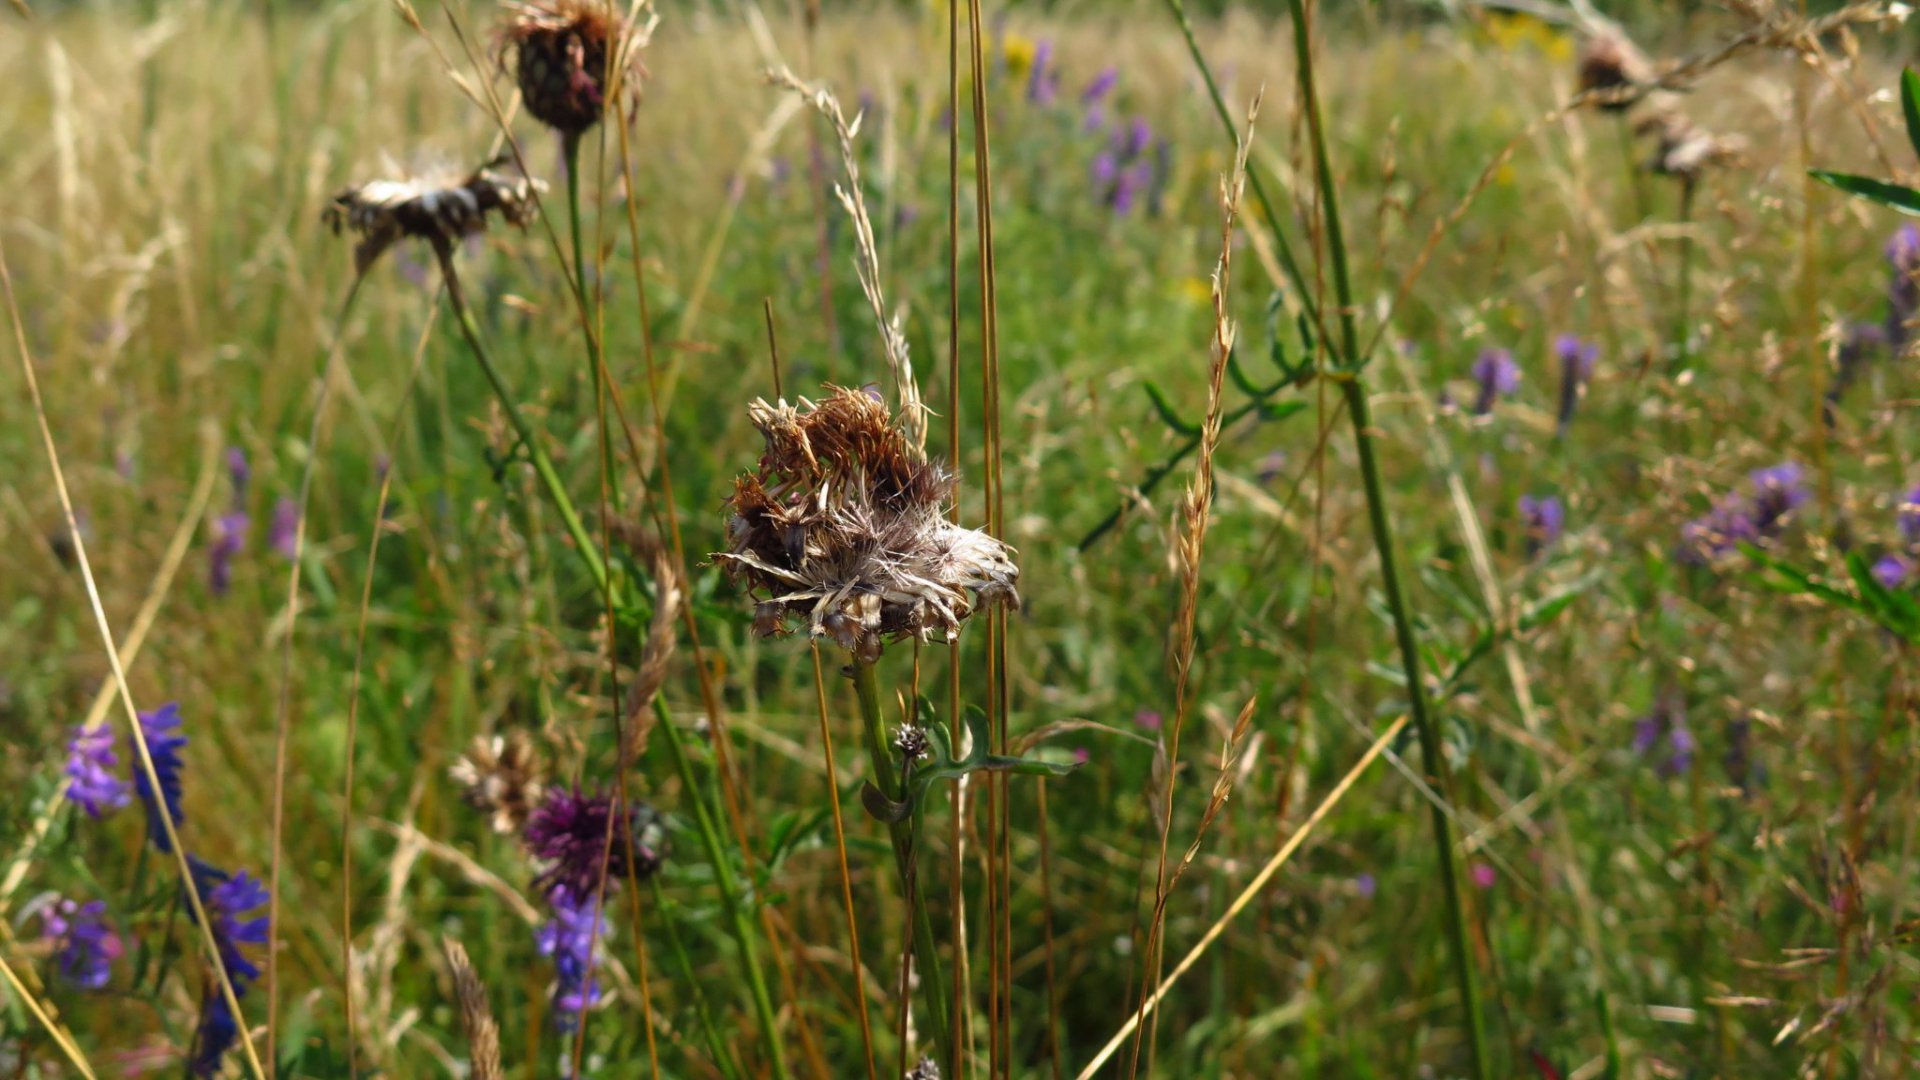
<box><xmin>64</xmin><ymin>725</ymin><xmax>129</xmax><ymax>818</ymax></box>
<box><xmin>209</xmin><ymin>511</ymin><xmax>247</xmax><ymax>595</ymax></box>
<box><xmin>523</xmin><ymin>787</ymin><xmax>667</xmax><ymax>900</ymax></box>
<box><xmin>1518</xmin><ymin>494</ymin><xmax>1565</xmax><ymax>557</ymax></box>
<box><xmin>536</xmin><ymin>885</ymin><xmax>606</xmax><ymax>1030</ymax></box>
<box><xmin>1553</xmin><ymin>334</ymin><xmax>1598</xmax><ymax>432</ymax></box>
<box><xmin>38</xmin><ymin>897</ymin><xmax>122</xmax><ymax>990</ymax></box>
<box><xmin>270</xmin><ymin>498</ymin><xmax>300</xmax><ymax>561</ymax></box>
<box><xmin>1025</xmin><ymin>40</ymin><xmax>1059</xmax><ymax>106</ymax></box>
<box><xmin>133</xmin><ymin>703</ymin><xmax>188</xmax><ymax>853</ymax></box>
<box><xmin>1470</xmin><ymin>348</ymin><xmax>1520</xmax><ymax>415</ymax></box>
<box><xmin>1083</xmin><ymin>67</ymin><xmax>1118</xmax><ymax>104</ymax></box>
<box><xmin>1874</xmin><ymin>552</ymin><xmax>1913</xmax><ymax>590</ymax></box>
<box><xmin>225</xmin><ymin>447</ymin><xmax>249</xmax><ymax>505</ymax></box>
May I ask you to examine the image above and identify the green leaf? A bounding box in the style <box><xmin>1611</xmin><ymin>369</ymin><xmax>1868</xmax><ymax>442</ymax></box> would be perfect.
<box><xmin>1143</xmin><ymin>381</ymin><xmax>1202</xmax><ymax>436</ymax></box>
<box><xmin>1810</xmin><ymin>170</ymin><xmax>1920</xmax><ymax>217</ymax></box>
<box><xmin>1256</xmin><ymin>400</ymin><xmax>1308</xmax><ymax>422</ymax></box>
<box><xmin>1903</xmin><ymin>68</ymin><xmax>1920</xmax><ymax>163</ymax></box>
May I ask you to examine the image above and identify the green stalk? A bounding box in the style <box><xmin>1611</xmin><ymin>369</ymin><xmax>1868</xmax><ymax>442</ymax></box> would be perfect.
<box><xmin>433</xmin><ymin>242</ymin><xmax>608</xmax><ymax>595</ymax></box>
<box><xmin>849</xmin><ymin>659</ymin><xmax>954</xmax><ymax>1069</ymax></box>
<box><xmin>1283</xmin><ymin>2</ymin><xmax>1492</xmax><ymax>1076</ymax></box>
<box><xmin>1674</xmin><ymin>177</ymin><xmax>1697</xmax><ymax>374</ymax></box>
<box><xmin>561</xmin><ymin>132</ymin><xmax>619</xmax><ymax>505</ymax></box>
<box><xmin>654</xmin><ymin>697</ymin><xmax>792</xmax><ymax>1080</ymax></box>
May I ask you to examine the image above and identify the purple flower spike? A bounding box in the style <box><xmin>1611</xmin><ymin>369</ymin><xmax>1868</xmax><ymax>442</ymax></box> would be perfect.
<box><xmin>537</xmin><ymin>886</ymin><xmax>607</xmax><ymax>1030</ymax></box>
<box><xmin>1553</xmin><ymin>335</ymin><xmax>1598</xmax><ymax>432</ymax></box>
<box><xmin>270</xmin><ymin>498</ymin><xmax>300</xmax><ymax>561</ymax></box>
<box><xmin>209</xmin><ymin>511</ymin><xmax>247</xmax><ymax>595</ymax></box>
<box><xmin>184</xmin><ymin>858</ymin><xmax>270</xmax><ymax>1077</ymax></box>
<box><xmin>38</xmin><ymin>897</ymin><xmax>122</xmax><ymax>990</ymax></box>
<box><xmin>1026</xmin><ymin>41</ymin><xmax>1059</xmax><ymax>106</ymax></box>
<box><xmin>1898</xmin><ymin>484</ymin><xmax>1920</xmax><ymax>545</ymax></box>
<box><xmin>133</xmin><ymin>703</ymin><xmax>188</xmax><ymax>853</ymax></box>
<box><xmin>225</xmin><ymin>447</ymin><xmax>249</xmax><ymax>504</ymax></box>
<box><xmin>1470</xmin><ymin>348</ymin><xmax>1520</xmax><ymax>415</ymax></box>
<box><xmin>1091</xmin><ymin>151</ymin><xmax>1118</xmax><ymax>189</ymax></box>
<box><xmin>1083</xmin><ymin>67</ymin><xmax>1118</xmax><ymax>104</ymax></box>
<box><xmin>1874</xmin><ymin>552</ymin><xmax>1913</xmax><ymax>590</ymax></box>
<box><xmin>1518</xmin><ymin>494</ymin><xmax>1565</xmax><ymax>557</ymax></box>
<box><xmin>1632</xmin><ymin>695</ymin><xmax>1693</xmax><ymax>777</ymax></box>
<box><xmin>1082</xmin><ymin>103</ymin><xmax>1106</xmax><ymax>134</ymax></box>
<box><xmin>64</xmin><ymin>725</ymin><xmax>129</xmax><ymax>818</ymax></box>
<box><xmin>1888</xmin><ymin>225</ymin><xmax>1920</xmax><ymax>349</ymax></box>
<box><xmin>1747</xmin><ymin>463</ymin><xmax>1809</xmax><ymax>534</ymax></box>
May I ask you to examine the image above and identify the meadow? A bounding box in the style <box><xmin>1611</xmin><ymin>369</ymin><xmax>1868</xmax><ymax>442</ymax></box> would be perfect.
<box><xmin>2</xmin><ymin>0</ymin><xmax>1919</xmax><ymax>1076</ymax></box>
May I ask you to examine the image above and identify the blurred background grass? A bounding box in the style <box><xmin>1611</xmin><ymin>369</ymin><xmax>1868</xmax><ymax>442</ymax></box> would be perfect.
<box><xmin>2</xmin><ymin>0</ymin><xmax>1918</xmax><ymax>1076</ymax></box>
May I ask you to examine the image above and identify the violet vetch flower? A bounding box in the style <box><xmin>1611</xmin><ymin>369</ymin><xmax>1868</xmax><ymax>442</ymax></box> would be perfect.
<box><xmin>1874</xmin><ymin>552</ymin><xmax>1913</xmax><ymax>590</ymax></box>
<box><xmin>1470</xmin><ymin>349</ymin><xmax>1520</xmax><ymax>415</ymax></box>
<box><xmin>523</xmin><ymin>787</ymin><xmax>666</xmax><ymax>900</ymax></box>
<box><xmin>37</xmin><ymin>897</ymin><xmax>122</xmax><ymax>990</ymax></box>
<box><xmin>209</xmin><ymin>511</ymin><xmax>247</xmax><ymax>595</ymax></box>
<box><xmin>1121</xmin><ymin>116</ymin><xmax>1152</xmax><ymax>159</ymax></box>
<box><xmin>1025</xmin><ymin>40</ymin><xmax>1059</xmax><ymax>106</ymax></box>
<box><xmin>225</xmin><ymin>447</ymin><xmax>249</xmax><ymax>505</ymax></box>
<box><xmin>185</xmin><ymin>858</ymin><xmax>269</xmax><ymax>1077</ymax></box>
<box><xmin>536</xmin><ymin>885</ymin><xmax>606</xmax><ymax>1030</ymax></box>
<box><xmin>64</xmin><ymin>725</ymin><xmax>129</xmax><ymax>818</ymax></box>
<box><xmin>270</xmin><ymin>498</ymin><xmax>300</xmax><ymax>561</ymax></box>
<box><xmin>1679</xmin><ymin>462</ymin><xmax>1808</xmax><ymax>564</ymax></box>
<box><xmin>1553</xmin><ymin>334</ymin><xmax>1598</xmax><ymax>433</ymax></box>
<box><xmin>1886</xmin><ymin>224</ymin><xmax>1920</xmax><ymax>349</ymax></box>
<box><xmin>1518</xmin><ymin>494</ymin><xmax>1565</xmax><ymax>557</ymax></box>
<box><xmin>1747</xmin><ymin>463</ymin><xmax>1809</xmax><ymax>535</ymax></box>
<box><xmin>1898</xmin><ymin>483</ymin><xmax>1920</xmax><ymax>545</ymax></box>
<box><xmin>1083</xmin><ymin>67</ymin><xmax>1118</xmax><ymax>105</ymax></box>
<box><xmin>1354</xmin><ymin>873</ymin><xmax>1377</xmax><ymax>899</ymax></box>
<box><xmin>1632</xmin><ymin>696</ymin><xmax>1693</xmax><ymax>777</ymax></box>
<box><xmin>1827</xmin><ymin>320</ymin><xmax>1890</xmax><ymax>424</ymax></box>
<box><xmin>133</xmin><ymin>703</ymin><xmax>188</xmax><ymax>853</ymax></box>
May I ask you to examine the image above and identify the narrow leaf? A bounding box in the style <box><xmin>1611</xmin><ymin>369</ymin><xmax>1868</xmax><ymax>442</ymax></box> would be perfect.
<box><xmin>1809</xmin><ymin>170</ymin><xmax>1920</xmax><ymax>217</ymax></box>
<box><xmin>1903</xmin><ymin>68</ymin><xmax>1920</xmax><ymax>164</ymax></box>
<box><xmin>1143</xmin><ymin>381</ymin><xmax>1202</xmax><ymax>436</ymax></box>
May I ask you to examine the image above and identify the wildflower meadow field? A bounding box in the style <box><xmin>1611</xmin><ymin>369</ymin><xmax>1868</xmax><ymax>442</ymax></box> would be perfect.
<box><xmin>5</xmin><ymin>0</ymin><xmax>1920</xmax><ymax>1076</ymax></box>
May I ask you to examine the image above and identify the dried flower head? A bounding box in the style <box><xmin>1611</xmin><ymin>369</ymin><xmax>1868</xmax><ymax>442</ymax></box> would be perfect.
<box><xmin>324</xmin><ymin>159</ymin><xmax>544</xmax><ymax>275</ymax></box>
<box><xmin>1638</xmin><ymin>111</ymin><xmax>1743</xmax><ymax>181</ymax></box>
<box><xmin>893</xmin><ymin>724</ymin><xmax>931</xmax><ymax>764</ymax></box>
<box><xmin>501</xmin><ymin>0</ymin><xmax>653</xmax><ymax>137</ymax></box>
<box><xmin>450</xmin><ymin>731</ymin><xmax>548</xmax><ymax>835</ymax></box>
<box><xmin>717</xmin><ymin>387</ymin><xmax>1020</xmax><ymax>662</ymax></box>
<box><xmin>1576</xmin><ymin>29</ymin><xmax>1652</xmax><ymax>111</ymax></box>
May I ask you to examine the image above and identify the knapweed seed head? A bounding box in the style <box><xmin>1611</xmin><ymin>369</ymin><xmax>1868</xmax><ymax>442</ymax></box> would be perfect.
<box><xmin>324</xmin><ymin>159</ymin><xmax>544</xmax><ymax>275</ymax></box>
<box><xmin>717</xmin><ymin>387</ymin><xmax>1019</xmax><ymax>662</ymax></box>
<box><xmin>501</xmin><ymin>0</ymin><xmax>652</xmax><ymax>137</ymax></box>
<box><xmin>450</xmin><ymin>731</ymin><xmax>548</xmax><ymax>836</ymax></box>
<box><xmin>523</xmin><ymin>787</ymin><xmax>666</xmax><ymax>899</ymax></box>
<box><xmin>1638</xmin><ymin>111</ymin><xmax>1743</xmax><ymax>180</ymax></box>
<box><xmin>893</xmin><ymin>724</ymin><xmax>931</xmax><ymax>764</ymax></box>
<box><xmin>1576</xmin><ymin>29</ymin><xmax>1651</xmax><ymax>111</ymax></box>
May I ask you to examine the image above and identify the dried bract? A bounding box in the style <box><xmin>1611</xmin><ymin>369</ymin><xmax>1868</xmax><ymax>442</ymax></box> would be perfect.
<box><xmin>716</xmin><ymin>387</ymin><xmax>1019</xmax><ymax>662</ymax></box>
<box><xmin>502</xmin><ymin>0</ymin><xmax>654</xmax><ymax>136</ymax></box>
<box><xmin>323</xmin><ymin>159</ymin><xmax>543</xmax><ymax>275</ymax></box>
<box><xmin>449</xmin><ymin>731</ymin><xmax>548</xmax><ymax>835</ymax></box>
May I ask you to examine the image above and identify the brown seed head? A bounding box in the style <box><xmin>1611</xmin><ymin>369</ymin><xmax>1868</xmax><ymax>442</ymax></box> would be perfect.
<box><xmin>502</xmin><ymin>0</ymin><xmax>651</xmax><ymax>136</ymax></box>
<box><xmin>1637</xmin><ymin>110</ymin><xmax>1744</xmax><ymax>180</ymax></box>
<box><xmin>716</xmin><ymin>386</ymin><xmax>1019</xmax><ymax>662</ymax></box>
<box><xmin>1577</xmin><ymin>30</ymin><xmax>1653</xmax><ymax>112</ymax></box>
<box><xmin>324</xmin><ymin>158</ymin><xmax>544</xmax><ymax>275</ymax></box>
<box><xmin>449</xmin><ymin>730</ymin><xmax>548</xmax><ymax>835</ymax></box>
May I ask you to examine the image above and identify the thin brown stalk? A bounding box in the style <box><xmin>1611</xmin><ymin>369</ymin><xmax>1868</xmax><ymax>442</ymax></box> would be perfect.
<box><xmin>1128</xmin><ymin>91</ymin><xmax>1259</xmax><ymax>1080</ymax></box>
<box><xmin>943</xmin><ymin>0</ymin><xmax>968</xmax><ymax>1069</ymax></box>
<box><xmin>809</xmin><ymin>644</ymin><xmax>880</xmax><ymax>1080</ymax></box>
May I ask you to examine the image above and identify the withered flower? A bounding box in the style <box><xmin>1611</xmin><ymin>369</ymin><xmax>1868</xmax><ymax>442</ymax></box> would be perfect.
<box><xmin>1638</xmin><ymin>111</ymin><xmax>1743</xmax><ymax>181</ymax></box>
<box><xmin>716</xmin><ymin>387</ymin><xmax>1019</xmax><ymax>662</ymax></box>
<box><xmin>449</xmin><ymin>730</ymin><xmax>548</xmax><ymax>835</ymax></box>
<box><xmin>323</xmin><ymin>158</ymin><xmax>544</xmax><ymax>275</ymax></box>
<box><xmin>1576</xmin><ymin>29</ymin><xmax>1652</xmax><ymax>112</ymax></box>
<box><xmin>501</xmin><ymin>0</ymin><xmax>653</xmax><ymax>137</ymax></box>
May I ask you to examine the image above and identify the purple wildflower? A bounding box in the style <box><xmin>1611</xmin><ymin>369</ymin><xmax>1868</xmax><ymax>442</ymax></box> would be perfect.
<box><xmin>1874</xmin><ymin>552</ymin><xmax>1913</xmax><ymax>590</ymax></box>
<box><xmin>1026</xmin><ymin>41</ymin><xmax>1059</xmax><ymax>106</ymax></box>
<box><xmin>1354</xmin><ymin>873</ymin><xmax>1377</xmax><ymax>899</ymax></box>
<box><xmin>1886</xmin><ymin>224</ymin><xmax>1920</xmax><ymax>348</ymax></box>
<box><xmin>64</xmin><ymin>725</ymin><xmax>129</xmax><ymax>818</ymax></box>
<box><xmin>523</xmin><ymin>788</ymin><xmax>666</xmax><ymax>900</ymax></box>
<box><xmin>1724</xmin><ymin>716</ymin><xmax>1762</xmax><ymax>795</ymax></box>
<box><xmin>1071</xmin><ymin>746</ymin><xmax>1091</xmax><ymax>766</ymax></box>
<box><xmin>1632</xmin><ymin>696</ymin><xmax>1693</xmax><ymax>777</ymax></box>
<box><xmin>1898</xmin><ymin>484</ymin><xmax>1920</xmax><ymax>545</ymax></box>
<box><xmin>209</xmin><ymin>511</ymin><xmax>247</xmax><ymax>595</ymax></box>
<box><xmin>133</xmin><ymin>703</ymin><xmax>188</xmax><ymax>853</ymax></box>
<box><xmin>1083</xmin><ymin>104</ymin><xmax>1106</xmax><ymax>134</ymax></box>
<box><xmin>1091</xmin><ymin>151</ymin><xmax>1118</xmax><ymax>190</ymax></box>
<box><xmin>270</xmin><ymin>498</ymin><xmax>300</xmax><ymax>561</ymax></box>
<box><xmin>1469</xmin><ymin>863</ymin><xmax>1497</xmax><ymax>890</ymax></box>
<box><xmin>1747</xmin><ymin>463</ymin><xmax>1809</xmax><ymax>535</ymax></box>
<box><xmin>37</xmin><ymin>897</ymin><xmax>122</xmax><ymax>990</ymax></box>
<box><xmin>185</xmin><ymin>859</ymin><xmax>269</xmax><ymax>1077</ymax></box>
<box><xmin>1134</xmin><ymin>710</ymin><xmax>1163</xmax><ymax>733</ymax></box>
<box><xmin>1518</xmin><ymin>494</ymin><xmax>1565</xmax><ymax>557</ymax></box>
<box><xmin>1083</xmin><ymin>67</ymin><xmax>1118</xmax><ymax>105</ymax></box>
<box><xmin>1470</xmin><ymin>349</ymin><xmax>1520</xmax><ymax>415</ymax></box>
<box><xmin>1112</xmin><ymin>159</ymin><xmax>1151</xmax><ymax>215</ymax></box>
<box><xmin>1679</xmin><ymin>463</ymin><xmax>1807</xmax><ymax>564</ymax></box>
<box><xmin>1119</xmin><ymin>116</ymin><xmax>1152</xmax><ymax>160</ymax></box>
<box><xmin>536</xmin><ymin>885</ymin><xmax>606</xmax><ymax>1030</ymax></box>
<box><xmin>1827</xmin><ymin>320</ymin><xmax>1890</xmax><ymax>422</ymax></box>
<box><xmin>225</xmin><ymin>447</ymin><xmax>249</xmax><ymax>505</ymax></box>
<box><xmin>1553</xmin><ymin>334</ymin><xmax>1598</xmax><ymax>433</ymax></box>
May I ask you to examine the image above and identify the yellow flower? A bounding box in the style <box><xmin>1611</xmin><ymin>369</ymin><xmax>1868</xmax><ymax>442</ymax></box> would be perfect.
<box><xmin>1177</xmin><ymin>276</ymin><xmax>1212</xmax><ymax>308</ymax></box>
<box><xmin>1002</xmin><ymin>32</ymin><xmax>1036</xmax><ymax>80</ymax></box>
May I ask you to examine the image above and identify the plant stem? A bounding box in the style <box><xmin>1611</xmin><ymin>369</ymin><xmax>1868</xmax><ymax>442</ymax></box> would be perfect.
<box><xmin>433</xmin><ymin>242</ymin><xmax>608</xmax><ymax>595</ymax></box>
<box><xmin>1675</xmin><ymin>177</ymin><xmax>1697</xmax><ymax>374</ymax></box>
<box><xmin>850</xmin><ymin>659</ymin><xmax>954</xmax><ymax>1069</ymax></box>
<box><xmin>653</xmin><ymin>697</ymin><xmax>793</xmax><ymax>1080</ymax></box>
<box><xmin>562</xmin><ymin>132</ymin><xmax>619</xmax><ymax>509</ymax></box>
<box><xmin>1281</xmin><ymin>0</ymin><xmax>1491</xmax><ymax>1072</ymax></box>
